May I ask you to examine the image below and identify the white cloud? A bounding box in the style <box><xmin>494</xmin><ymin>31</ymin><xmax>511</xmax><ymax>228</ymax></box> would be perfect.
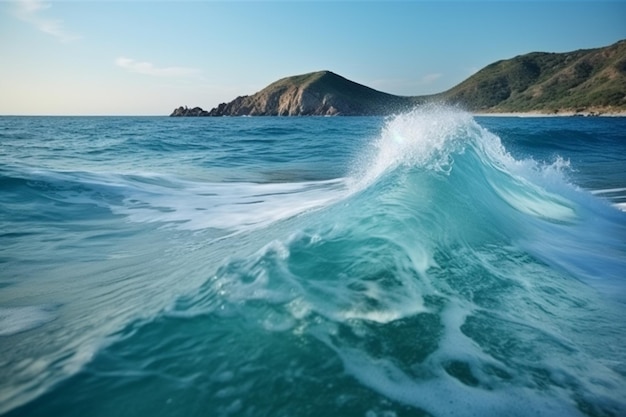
<box><xmin>115</xmin><ymin>57</ymin><xmax>202</xmax><ymax>78</ymax></box>
<box><xmin>14</xmin><ymin>0</ymin><xmax>79</xmax><ymax>42</ymax></box>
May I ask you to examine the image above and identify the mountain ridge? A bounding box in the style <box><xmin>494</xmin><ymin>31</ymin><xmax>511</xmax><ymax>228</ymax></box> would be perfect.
<box><xmin>438</xmin><ymin>39</ymin><xmax>626</xmax><ymax>114</ymax></box>
<box><xmin>171</xmin><ymin>40</ymin><xmax>626</xmax><ymax>116</ymax></box>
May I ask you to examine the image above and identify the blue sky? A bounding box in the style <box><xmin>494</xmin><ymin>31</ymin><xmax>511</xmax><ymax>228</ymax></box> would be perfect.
<box><xmin>1</xmin><ymin>1</ymin><xmax>625</xmax><ymax>115</ymax></box>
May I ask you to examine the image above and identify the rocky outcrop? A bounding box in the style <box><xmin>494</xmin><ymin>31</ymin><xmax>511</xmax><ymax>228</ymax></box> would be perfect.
<box><xmin>170</xmin><ymin>106</ymin><xmax>210</xmax><ymax>117</ymax></box>
<box><xmin>171</xmin><ymin>71</ymin><xmax>422</xmax><ymax>117</ymax></box>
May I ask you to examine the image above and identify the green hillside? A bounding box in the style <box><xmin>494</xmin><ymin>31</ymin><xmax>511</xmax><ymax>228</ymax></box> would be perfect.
<box><xmin>172</xmin><ymin>40</ymin><xmax>626</xmax><ymax>116</ymax></box>
<box><xmin>439</xmin><ymin>40</ymin><xmax>626</xmax><ymax>113</ymax></box>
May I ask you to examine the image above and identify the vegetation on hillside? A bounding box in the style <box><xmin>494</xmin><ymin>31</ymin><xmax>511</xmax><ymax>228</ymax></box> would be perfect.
<box><xmin>438</xmin><ymin>40</ymin><xmax>626</xmax><ymax>113</ymax></box>
<box><xmin>171</xmin><ymin>40</ymin><xmax>626</xmax><ymax>116</ymax></box>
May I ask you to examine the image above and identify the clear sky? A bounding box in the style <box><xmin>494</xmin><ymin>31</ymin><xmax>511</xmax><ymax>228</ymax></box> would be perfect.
<box><xmin>1</xmin><ymin>0</ymin><xmax>625</xmax><ymax>115</ymax></box>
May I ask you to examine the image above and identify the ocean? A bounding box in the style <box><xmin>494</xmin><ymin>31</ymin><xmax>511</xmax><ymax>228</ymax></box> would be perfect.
<box><xmin>1</xmin><ymin>107</ymin><xmax>625</xmax><ymax>417</ymax></box>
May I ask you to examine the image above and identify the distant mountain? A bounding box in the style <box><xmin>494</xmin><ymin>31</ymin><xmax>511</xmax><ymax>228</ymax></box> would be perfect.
<box><xmin>171</xmin><ymin>40</ymin><xmax>626</xmax><ymax>116</ymax></box>
<box><xmin>438</xmin><ymin>39</ymin><xmax>626</xmax><ymax>113</ymax></box>
<box><xmin>199</xmin><ymin>71</ymin><xmax>421</xmax><ymax>116</ymax></box>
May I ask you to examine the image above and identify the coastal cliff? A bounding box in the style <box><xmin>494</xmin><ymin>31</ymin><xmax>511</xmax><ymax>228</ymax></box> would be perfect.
<box><xmin>171</xmin><ymin>71</ymin><xmax>421</xmax><ymax>117</ymax></box>
<box><xmin>171</xmin><ymin>40</ymin><xmax>626</xmax><ymax>116</ymax></box>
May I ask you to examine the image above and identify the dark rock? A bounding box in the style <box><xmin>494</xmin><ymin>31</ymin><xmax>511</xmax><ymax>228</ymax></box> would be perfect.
<box><xmin>169</xmin><ymin>106</ymin><xmax>210</xmax><ymax>117</ymax></box>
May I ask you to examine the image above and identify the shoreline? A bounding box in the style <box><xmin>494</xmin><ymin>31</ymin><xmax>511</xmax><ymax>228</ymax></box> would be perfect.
<box><xmin>473</xmin><ymin>110</ymin><xmax>626</xmax><ymax>118</ymax></box>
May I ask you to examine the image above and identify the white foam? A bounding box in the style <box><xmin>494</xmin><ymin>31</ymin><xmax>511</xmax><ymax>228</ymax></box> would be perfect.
<box><xmin>591</xmin><ymin>187</ymin><xmax>626</xmax><ymax>195</ymax></box>
<box><xmin>350</xmin><ymin>105</ymin><xmax>477</xmax><ymax>189</ymax></box>
<box><xmin>587</xmin><ymin>187</ymin><xmax>626</xmax><ymax>212</ymax></box>
<box><xmin>112</xmin><ymin>176</ymin><xmax>349</xmax><ymax>232</ymax></box>
<box><xmin>333</xmin><ymin>345</ymin><xmax>583</xmax><ymax>417</ymax></box>
<box><xmin>19</xmin><ymin>168</ymin><xmax>352</xmax><ymax>234</ymax></box>
<box><xmin>0</xmin><ymin>306</ymin><xmax>57</xmax><ymax>336</ymax></box>
<box><xmin>490</xmin><ymin>179</ymin><xmax>577</xmax><ymax>222</ymax></box>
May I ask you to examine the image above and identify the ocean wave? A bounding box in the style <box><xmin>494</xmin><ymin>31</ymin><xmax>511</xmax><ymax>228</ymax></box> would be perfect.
<box><xmin>3</xmin><ymin>109</ymin><xmax>625</xmax><ymax>417</ymax></box>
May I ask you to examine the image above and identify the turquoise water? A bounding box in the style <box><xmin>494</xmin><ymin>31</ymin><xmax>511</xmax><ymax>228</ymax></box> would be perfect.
<box><xmin>1</xmin><ymin>108</ymin><xmax>625</xmax><ymax>416</ymax></box>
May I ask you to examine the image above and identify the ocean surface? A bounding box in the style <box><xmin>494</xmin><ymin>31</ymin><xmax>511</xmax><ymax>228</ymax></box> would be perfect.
<box><xmin>1</xmin><ymin>108</ymin><xmax>625</xmax><ymax>417</ymax></box>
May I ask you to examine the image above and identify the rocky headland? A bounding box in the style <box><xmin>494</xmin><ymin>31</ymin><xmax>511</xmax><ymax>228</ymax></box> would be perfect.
<box><xmin>171</xmin><ymin>40</ymin><xmax>626</xmax><ymax>116</ymax></box>
<box><xmin>170</xmin><ymin>106</ymin><xmax>210</xmax><ymax>117</ymax></box>
<box><xmin>171</xmin><ymin>71</ymin><xmax>422</xmax><ymax>117</ymax></box>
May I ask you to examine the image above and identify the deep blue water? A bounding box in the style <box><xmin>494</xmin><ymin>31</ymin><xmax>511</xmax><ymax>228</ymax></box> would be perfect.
<box><xmin>1</xmin><ymin>109</ymin><xmax>625</xmax><ymax>416</ymax></box>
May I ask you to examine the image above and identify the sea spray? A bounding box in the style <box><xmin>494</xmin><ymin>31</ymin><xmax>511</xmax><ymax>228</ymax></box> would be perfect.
<box><xmin>2</xmin><ymin>112</ymin><xmax>625</xmax><ymax>417</ymax></box>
